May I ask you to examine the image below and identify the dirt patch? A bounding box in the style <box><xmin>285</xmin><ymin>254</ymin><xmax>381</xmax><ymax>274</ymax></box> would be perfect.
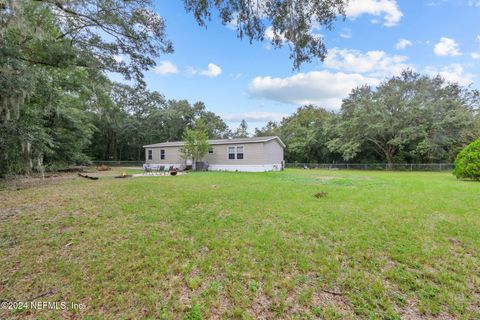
<box><xmin>250</xmin><ymin>285</ymin><xmax>272</xmax><ymax>320</ymax></box>
<box><xmin>311</xmin><ymin>289</ymin><xmax>352</xmax><ymax>314</ymax></box>
<box><xmin>209</xmin><ymin>293</ymin><xmax>229</xmax><ymax>320</ymax></box>
<box><xmin>217</xmin><ymin>209</ymin><xmax>231</xmax><ymax>218</ymax></box>
<box><xmin>400</xmin><ymin>299</ymin><xmax>455</xmax><ymax>320</ymax></box>
<box><xmin>0</xmin><ymin>173</ymin><xmax>77</xmax><ymax>191</ymax></box>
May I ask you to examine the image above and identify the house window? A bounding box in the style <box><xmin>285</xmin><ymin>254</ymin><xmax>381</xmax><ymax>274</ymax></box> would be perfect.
<box><xmin>147</xmin><ymin>150</ymin><xmax>152</xmax><ymax>160</ymax></box>
<box><xmin>160</xmin><ymin>149</ymin><xmax>165</xmax><ymax>160</ymax></box>
<box><xmin>228</xmin><ymin>146</ymin><xmax>235</xmax><ymax>159</ymax></box>
<box><xmin>208</xmin><ymin>147</ymin><xmax>213</xmax><ymax>154</ymax></box>
<box><xmin>236</xmin><ymin>146</ymin><xmax>244</xmax><ymax>159</ymax></box>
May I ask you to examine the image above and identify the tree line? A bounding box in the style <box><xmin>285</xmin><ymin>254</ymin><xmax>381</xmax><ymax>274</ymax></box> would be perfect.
<box><xmin>0</xmin><ymin>0</ymin><xmax>257</xmax><ymax>176</ymax></box>
<box><xmin>1</xmin><ymin>1</ymin><xmax>479</xmax><ymax>177</ymax></box>
<box><xmin>256</xmin><ymin>71</ymin><xmax>480</xmax><ymax>164</ymax></box>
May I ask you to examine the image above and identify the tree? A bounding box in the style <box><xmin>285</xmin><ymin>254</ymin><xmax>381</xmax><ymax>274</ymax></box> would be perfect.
<box><xmin>198</xmin><ymin>108</ymin><xmax>231</xmax><ymax>139</ymax></box>
<box><xmin>87</xmin><ymin>87</ymin><xmax>229</xmax><ymax>162</ymax></box>
<box><xmin>180</xmin><ymin>120</ymin><xmax>210</xmax><ymax>171</ymax></box>
<box><xmin>328</xmin><ymin>71</ymin><xmax>477</xmax><ymax>164</ymax></box>
<box><xmin>281</xmin><ymin>105</ymin><xmax>336</xmax><ymax>163</ymax></box>
<box><xmin>0</xmin><ymin>0</ymin><xmax>172</xmax><ymax>175</ymax></box>
<box><xmin>255</xmin><ymin>121</ymin><xmax>281</xmax><ymax>137</ymax></box>
<box><xmin>454</xmin><ymin>138</ymin><xmax>480</xmax><ymax>180</ymax></box>
<box><xmin>255</xmin><ymin>106</ymin><xmax>338</xmax><ymax>163</ymax></box>
<box><xmin>233</xmin><ymin>120</ymin><xmax>249</xmax><ymax>138</ymax></box>
<box><xmin>1</xmin><ymin>0</ymin><xmax>173</xmax><ymax>86</ymax></box>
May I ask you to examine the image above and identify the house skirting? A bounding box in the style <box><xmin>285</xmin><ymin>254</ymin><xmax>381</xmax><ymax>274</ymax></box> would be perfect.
<box><xmin>208</xmin><ymin>164</ymin><xmax>282</xmax><ymax>172</ymax></box>
<box><xmin>143</xmin><ymin>163</ymin><xmax>186</xmax><ymax>170</ymax></box>
<box><xmin>144</xmin><ymin>163</ymin><xmax>283</xmax><ymax>172</ymax></box>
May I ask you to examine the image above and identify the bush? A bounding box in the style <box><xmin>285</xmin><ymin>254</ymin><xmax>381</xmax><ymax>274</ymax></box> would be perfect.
<box><xmin>454</xmin><ymin>138</ymin><xmax>480</xmax><ymax>180</ymax></box>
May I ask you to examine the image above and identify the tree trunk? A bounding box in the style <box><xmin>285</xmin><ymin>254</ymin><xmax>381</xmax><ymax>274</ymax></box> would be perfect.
<box><xmin>384</xmin><ymin>147</ymin><xmax>395</xmax><ymax>170</ymax></box>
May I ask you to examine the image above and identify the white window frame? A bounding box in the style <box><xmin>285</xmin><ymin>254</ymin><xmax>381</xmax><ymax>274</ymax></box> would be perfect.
<box><xmin>228</xmin><ymin>146</ymin><xmax>236</xmax><ymax>160</ymax></box>
<box><xmin>236</xmin><ymin>146</ymin><xmax>244</xmax><ymax>160</ymax></box>
<box><xmin>147</xmin><ymin>149</ymin><xmax>153</xmax><ymax>160</ymax></box>
<box><xmin>160</xmin><ymin>149</ymin><xmax>165</xmax><ymax>160</ymax></box>
<box><xmin>227</xmin><ymin>145</ymin><xmax>244</xmax><ymax>160</ymax></box>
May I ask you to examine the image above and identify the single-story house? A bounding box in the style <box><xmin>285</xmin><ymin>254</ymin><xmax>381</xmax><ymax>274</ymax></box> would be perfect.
<box><xmin>143</xmin><ymin>136</ymin><xmax>285</xmax><ymax>172</ymax></box>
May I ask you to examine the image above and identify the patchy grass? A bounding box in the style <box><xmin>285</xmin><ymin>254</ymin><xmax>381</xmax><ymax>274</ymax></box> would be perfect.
<box><xmin>0</xmin><ymin>169</ymin><xmax>479</xmax><ymax>319</ymax></box>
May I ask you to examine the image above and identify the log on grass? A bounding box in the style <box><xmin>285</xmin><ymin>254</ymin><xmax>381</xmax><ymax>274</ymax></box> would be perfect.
<box><xmin>78</xmin><ymin>173</ymin><xmax>99</xmax><ymax>180</ymax></box>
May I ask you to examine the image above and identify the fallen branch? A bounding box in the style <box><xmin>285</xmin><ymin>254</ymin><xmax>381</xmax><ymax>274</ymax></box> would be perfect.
<box><xmin>78</xmin><ymin>173</ymin><xmax>99</xmax><ymax>180</ymax></box>
<box><xmin>29</xmin><ymin>289</ymin><xmax>55</xmax><ymax>301</ymax></box>
<box><xmin>321</xmin><ymin>289</ymin><xmax>343</xmax><ymax>296</ymax></box>
<box><xmin>58</xmin><ymin>166</ymin><xmax>85</xmax><ymax>173</ymax></box>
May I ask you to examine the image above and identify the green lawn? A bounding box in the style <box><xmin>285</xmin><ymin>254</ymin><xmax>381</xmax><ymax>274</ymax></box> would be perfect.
<box><xmin>1</xmin><ymin>169</ymin><xmax>479</xmax><ymax>319</ymax></box>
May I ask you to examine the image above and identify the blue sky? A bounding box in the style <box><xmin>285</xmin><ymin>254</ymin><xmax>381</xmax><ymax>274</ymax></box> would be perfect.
<box><xmin>135</xmin><ymin>0</ymin><xmax>480</xmax><ymax>131</ymax></box>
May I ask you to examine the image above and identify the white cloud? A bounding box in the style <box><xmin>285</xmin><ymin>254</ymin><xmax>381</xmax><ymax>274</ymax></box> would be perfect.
<box><xmin>346</xmin><ymin>0</ymin><xmax>403</xmax><ymax>27</ymax></box>
<box><xmin>201</xmin><ymin>63</ymin><xmax>222</xmax><ymax>77</ymax></box>
<box><xmin>153</xmin><ymin>60</ymin><xmax>178</xmax><ymax>75</ymax></box>
<box><xmin>427</xmin><ymin>0</ymin><xmax>448</xmax><ymax>6</ymax></box>
<box><xmin>476</xmin><ymin>35</ymin><xmax>480</xmax><ymax>44</ymax></box>
<box><xmin>248</xmin><ymin>71</ymin><xmax>380</xmax><ymax>110</ymax></box>
<box><xmin>324</xmin><ymin>48</ymin><xmax>411</xmax><ymax>78</ymax></box>
<box><xmin>188</xmin><ymin>63</ymin><xmax>223</xmax><ymax>78</ymax></box>
<box><xmin>434</xmin><ymin>37</ymin><xmax>462</xmax><ymax>56</ymax></box>
<box><xmin>248</xmin><ymin>46</ymin><xmax>415</xmax><ymax>110</ymax></box>
<box><xmin>468</xmin><ymin>0</ymin><xmax>480</xmax><ymax>6</ymax></box>
<box><xmin>426</xmin><ymin>64</ymin><xmax>475</xmax><ymax>86</ymax></box>
<box><xmin>472</xmin><ymin>52</ymin><xmax>480</xmax><ymax>59</ymax></box>
<box><xmin>223</xmin><ymin>111</ymin><xmax>288</xmax><ymax>122</ymax></box>
<box><xmin>226</xmin><ymin>15</ymin><xmax>238</xmax><ymax>30</ymax></box>
<box><xmin>395</xmin><ymin>38</ymin><xmax>413</xmax><ymax>50</ymax></box>
<box><xmin>340</xmin><ymin>28</ymin><xmax>352</xmax><ymax>39</ymax></box>
<box><xmin>264</xmin><ymin>26</ymin><xmax>288</xmax><ymax>43</ymax></box>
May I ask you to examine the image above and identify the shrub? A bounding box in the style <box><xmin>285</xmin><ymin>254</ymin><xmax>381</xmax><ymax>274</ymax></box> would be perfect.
<box><xmin>454</xmin><ymin>138</ymin><xmax>480</xmax><ymax>180</ymax></box>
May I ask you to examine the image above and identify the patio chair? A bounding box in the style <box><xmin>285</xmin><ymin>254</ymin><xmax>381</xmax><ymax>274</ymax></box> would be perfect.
<box><xmin>158</xmin><ymin>165</ymin><xmax>165</xmax><ymax>175</ymax></box>
<box><xmin>144</xmin><ymin>164</ymin><xmax>152</xmax><ymax>175</ymax></box>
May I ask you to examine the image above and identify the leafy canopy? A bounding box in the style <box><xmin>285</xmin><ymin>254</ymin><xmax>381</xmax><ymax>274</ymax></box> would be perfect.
<box><xmin>184</xmin><ymin>0</ymin><xmax>348</xmax><ymax>69</ymax></box>
<box><xmin>328</xmin><ymin>71</ymin><xmax>477</xmax><ymax>164</ymax></box>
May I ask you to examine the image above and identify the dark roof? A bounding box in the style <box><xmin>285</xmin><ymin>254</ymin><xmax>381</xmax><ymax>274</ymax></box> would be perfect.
<box><xmin>143</xmin><ymin>136</ymin><xmax>285</xmax><ymax>148</ymax></box>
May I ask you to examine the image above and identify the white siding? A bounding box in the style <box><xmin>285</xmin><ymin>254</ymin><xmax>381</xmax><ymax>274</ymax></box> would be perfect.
<box><xmin>263</xmin><ymin>139</ymin><xmax>284</xmax><ymax>164</ymax></box>
<box><xmin>144</xmin><ymin>139</ymin><xmax>284</xmax><ymax>171</ymax></box>
<box><xmin>145</xmin><ymin>146</ymin><xmax>185</xmax><ymax>166</ymax></box>
<box><xmin>203</xmin><ymin>143</ymin><xmax>265</xmax><ymax>165</ymax></box>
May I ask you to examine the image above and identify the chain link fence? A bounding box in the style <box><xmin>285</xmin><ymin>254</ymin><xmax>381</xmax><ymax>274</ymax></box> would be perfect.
<box><xmin>285</xmin><ymin>163</ymin><xmax>455</xmax><ymax>171</ymax></box>
<box><xmin>92</xmin><ymin>161</ymin><xmax>144</xmax><ymax>167</ymax></box>
<box><xmin>91</xmin><ymin>161</ymin><xmax>455</xmax><ymax>171</ymax></box>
